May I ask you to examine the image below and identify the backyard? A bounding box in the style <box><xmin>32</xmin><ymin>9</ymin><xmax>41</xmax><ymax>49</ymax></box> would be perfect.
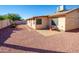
<box><xmin>0</xmin><ymin>22</ymin><xmax>79</xmax><ymax>53</ymax></box>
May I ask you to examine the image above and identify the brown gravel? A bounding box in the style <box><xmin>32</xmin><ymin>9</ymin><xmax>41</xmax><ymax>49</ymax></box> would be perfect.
<box><xmin>0</xmin><ymin>25</ymin><xmax>79</xmax><ymax>53</ymax></box>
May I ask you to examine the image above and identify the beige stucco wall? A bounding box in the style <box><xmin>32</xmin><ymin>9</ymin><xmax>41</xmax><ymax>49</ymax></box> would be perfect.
<box><xmin>65</xmin><ymin>10</ymin><xmax>79</xmax><ymax>31</ymax></box>
<box><xmin>54</xmin><ymin>10</ymin><xmax>79</xmax><ymax>31</ymax></box>
<box><xmin>27</xmin><ymin>9</ymin><xmax>79</xmax><ymax>31</ymax></box>
<box><xmin>27</xmin><ymin>19</ymin><xmax>36</xmax><ymax>29</ymax></box>
<box><xmin>57</xmin><ymin>17</ymin><xmax>66</xmax><ymax>31</ymax></box>
<box><xmin>31</xmin><ymin>20</ymin><xmax>36</xmax><ymax>29</ymax></box>
<box><xmin>27</xmin><ymin>17</ymin><xmax>49</xmax><ymax>29</ymax></box>
<box><xmin>36</xmin><ymin>17</ymin><xmax>49</xmax><ymax>29</ymax></box>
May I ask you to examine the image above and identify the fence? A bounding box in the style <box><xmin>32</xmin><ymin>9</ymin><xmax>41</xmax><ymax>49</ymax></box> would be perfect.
<box><xmin>0</xmin><ymin>20</ymin><xmax>11</xmax><ymax>29</ymax></box>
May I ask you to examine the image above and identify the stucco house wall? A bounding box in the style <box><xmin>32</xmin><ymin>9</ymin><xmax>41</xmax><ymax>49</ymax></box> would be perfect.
<box><xmin>65</xmin><ymin>10</ymin><xmax>79</xmax><ymax>31</ymax></box>
<box><xmin>50</xmin><ymin>9</ymin><xmax>79</xmax><ymax>31</ymax></box>
<box><xmin>36</xmin><ymin>17</ymin><xmax>49</xmax><ymax>29</ymax></box>
<box><xmin>27</xmin><ymin>20</ymin><xmax>30</xmax><ymax>26</ymax></box>
<box><xmin>27</xmin><ymin>8</ymin><xmax>79</xmax><ymax>31</ymax></box>
<box><xmin>27</xmin><ymin>19</ymin><xmax>36</xmax><ymax>29</ymax></box>
<box><xmin>57</xmin><ymin>17</ymin><xmax>66</xmax><ymax>31</ymax></box>
<box><xmin>52</xmin><ymin>10</ymin><xmax>79</xmax><ymax>31</ymax></box>
<box><xmin>27</xmin><ymin>16</ymin><xmax>49</xmax><ymax>29</ymax></box>
<box><xmin>31</xmin><ymin>19</ymin><xmax>36</xmax><ymax>29</ymax></box>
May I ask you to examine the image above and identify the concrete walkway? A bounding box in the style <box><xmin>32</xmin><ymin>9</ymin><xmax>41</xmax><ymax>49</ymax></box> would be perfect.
<box><xmin>0</xmin><ymin>25</ymin><xmax>79</xmax><ymax>53</ymax></box>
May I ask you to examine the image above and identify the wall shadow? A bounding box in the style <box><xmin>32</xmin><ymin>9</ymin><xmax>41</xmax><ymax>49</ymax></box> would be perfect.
<box><xmin>0</xmin><ymin>25</ymin><xmax>25</xmax><ymax>45</ymax></box>
<box><xmin>0</xmin><ymin>26</ymin><xmax>14</xmax><ymax>45</ymax></box>
<box><xmin>66</xmin><ymin>28</ymin><xmax>79</xmax><ymax>33</ymax></box>
<box><xmin>0</xmin><ymin>25</ymin><xmax>65</xmax><ymax>53</ymax></box>
<box><xmin>2</xmin><ymin>43</ymin><xmax>64</xmax><ymax>53</ymax></box>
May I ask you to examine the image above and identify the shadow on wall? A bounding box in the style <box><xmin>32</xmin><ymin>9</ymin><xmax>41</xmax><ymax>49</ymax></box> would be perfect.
<box><xmin>2</xmin><ymin>43</ymin><xmax>65</xmax><ymax>53</ymax></box>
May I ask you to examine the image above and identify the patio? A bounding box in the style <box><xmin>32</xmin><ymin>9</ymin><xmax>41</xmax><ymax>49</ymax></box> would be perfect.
<box><xmin>36</xmin><ymin>30</ymin><xmax>61</xmax><ymax>37</ymax></box>
<box><xmin>0</xmin><ymin>24</ymin><xmax>79</xmax><ymax>53</ymax></box>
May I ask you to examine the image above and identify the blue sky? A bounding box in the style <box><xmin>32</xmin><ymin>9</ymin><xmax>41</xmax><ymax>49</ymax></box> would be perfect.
<box><xmin>0</xmin><ymin>5</ymin><xmax>78</xmax><ymax>19</ymax></box>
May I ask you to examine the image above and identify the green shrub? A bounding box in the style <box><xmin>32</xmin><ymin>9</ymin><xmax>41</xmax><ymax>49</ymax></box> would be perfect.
<box><xmin>0</xmin><ymin>15</ymin><xmax>5</xmax><ymax>20</ymax></box>
<box><xmin>6</xmin><ymin>13</ymin><xmax>21</xmax><ymax>21</ymax></box>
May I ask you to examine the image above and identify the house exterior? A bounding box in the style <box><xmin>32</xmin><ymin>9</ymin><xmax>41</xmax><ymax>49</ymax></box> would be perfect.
<box><xmin>27</xmin><ymin>6</ymin><xmax>79</xmax><ymax>31</ymax></box>
<box><xmin>27</xmin><ymin>16</ymin><xmax>49</xmax><ymax>29</ymax></box>
<box><xmin>49</xmin><ymin>8</ymin><xmax>79</xmax><ymax>31</ymax></box>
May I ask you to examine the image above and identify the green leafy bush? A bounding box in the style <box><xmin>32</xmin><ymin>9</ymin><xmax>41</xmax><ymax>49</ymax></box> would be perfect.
<box><xmin>6</xmin><ymin>13</ymin><xmax>21</xmax><ymax>21</ymax></box>
<box><xmin>0</xmin><ymin>15</ymin><xmax>5</xmax><ymax>20</ymax></box>
<box><xmin>0</xmin><ymin>13</ymin><xmax>22</xmax><ymax>28</ymax></box>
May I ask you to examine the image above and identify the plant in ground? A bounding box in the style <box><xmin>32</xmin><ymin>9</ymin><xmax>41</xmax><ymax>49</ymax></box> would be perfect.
<box><xmin>0</xmin><ymin>15</ymin><xmax>5</xmax><ymax>20</ymax></box>
<box><xmin>5</xmin><ymin>13</ymin><xmax>21</xmax><ymax>28</ymax></box>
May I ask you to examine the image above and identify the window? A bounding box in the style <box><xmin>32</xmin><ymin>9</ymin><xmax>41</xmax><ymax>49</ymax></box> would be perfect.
<box><xmin>36</xmin><ymin>19</ymin><xmax>42</xmax><ymax>25</ymax></box>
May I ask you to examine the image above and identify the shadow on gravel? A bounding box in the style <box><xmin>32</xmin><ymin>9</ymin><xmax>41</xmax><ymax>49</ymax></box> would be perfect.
<box><xmin>2</xmin><ymin>43</ymin><xmax>64</xmax><ymax>53</ymax></box>
<box><xmin>0</xmin><ymin>25</ymin><xmax>65</xmax><ymax>53</ymax></box>
<box><xmin>66</xmin><ymin>28</ymin><xmax>79</xmax><ymax>33</ymax></box>
<box><xmin>0</xmin><ymin>26</ymin><xmax>23</xmax><ymax>45</ymax></box>
<box><xmin>0</xmin><ymin>27</ymin><xmax>14</xmax><ymax>45</ymax></box>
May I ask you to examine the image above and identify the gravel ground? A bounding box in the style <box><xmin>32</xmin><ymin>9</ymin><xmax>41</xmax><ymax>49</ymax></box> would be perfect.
<box><xmin>0</xmin><ymin>25</ymin><xmax>79</xmax><ymax>53</ymax></box>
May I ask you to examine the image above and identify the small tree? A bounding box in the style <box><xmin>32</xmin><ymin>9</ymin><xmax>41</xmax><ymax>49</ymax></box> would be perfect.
<box><xmin>0</xmin><ymin>15</ymin><xmax>5</xmax><ymax>28</ymax></box>
<box><xmin>0</xmin><ymin>15</ymin><xmax>5</xmax><ymax>20</ymax></box>
<box><xmin>5</xmin><ymin>13</ymin><xmax>21</xmax><ymax>28</ymax></box>
<box><xmin>7</xmin><ymin>14</ymin><xmax>21</xmax><ymax>21</ymax></box>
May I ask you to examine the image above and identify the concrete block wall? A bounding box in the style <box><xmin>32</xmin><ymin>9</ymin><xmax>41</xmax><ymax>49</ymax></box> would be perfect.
<box><xmin>0</xmin><ymin>20</ymin><xmax>11</xmax><ymax>29</ymax></box>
